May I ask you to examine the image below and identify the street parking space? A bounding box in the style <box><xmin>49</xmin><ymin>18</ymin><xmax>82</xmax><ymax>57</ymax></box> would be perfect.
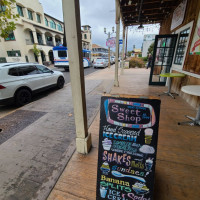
<box><xmin>0</xmin><ymin>65</ymin><xmax>104</xmax><ymax>118</ymax></box>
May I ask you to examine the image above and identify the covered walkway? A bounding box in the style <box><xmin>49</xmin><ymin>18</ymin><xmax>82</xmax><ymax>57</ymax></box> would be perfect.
<box><xmin>48</xmin><ymin>67</ymin><xmax>200</xmax><ymax>200</ymax></box>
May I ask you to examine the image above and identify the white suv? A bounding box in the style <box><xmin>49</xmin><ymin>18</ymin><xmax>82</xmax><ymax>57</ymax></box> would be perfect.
<box><xmin>0</xmin><ymin>63</ymin><xmax>65</xmax><ymax>106</ymax></box>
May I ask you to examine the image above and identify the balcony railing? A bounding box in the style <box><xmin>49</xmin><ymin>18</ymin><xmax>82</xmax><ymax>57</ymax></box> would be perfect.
<box><xmin>26</xmin><ymin>39</ymin><xmax>34</xmax><ymax>45</ymax></box>
<box><xmin>46</xmin><ymin>41</ymin><xmax>54</xmax><ymax>46</ymax></box>
<box><xmin>38</xmin><ymin>39</ymin><xmax>44</xmax><ymax>45</ymax></box>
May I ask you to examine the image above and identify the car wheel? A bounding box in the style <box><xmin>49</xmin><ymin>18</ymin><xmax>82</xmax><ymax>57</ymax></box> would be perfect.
<box><xmin>15</xmin><ymin>89</ymin><xmax>32</xmax><ymax>107</ymax></box>
<box><xmin>57</xmin><ymin>76</ymin><xmax>65</xmax><ymax>89</ymax></box>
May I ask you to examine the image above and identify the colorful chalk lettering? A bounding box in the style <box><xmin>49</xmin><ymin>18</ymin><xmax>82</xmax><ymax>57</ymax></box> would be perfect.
<box><xmin>96</xmin><ymin>96</ymin><xmax>161</xmax><ymax>200</ymax></box>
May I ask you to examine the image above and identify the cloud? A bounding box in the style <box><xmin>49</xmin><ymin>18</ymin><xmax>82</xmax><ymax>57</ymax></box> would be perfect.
<box><xmin>39</xmin><ymin>0</ymin><xmax>159</xmax><ymax>51</ymax></box>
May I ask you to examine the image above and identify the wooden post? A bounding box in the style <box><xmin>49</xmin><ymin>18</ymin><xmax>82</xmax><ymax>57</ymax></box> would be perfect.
<box><xmin>62</xmin><ymin>0</ymin><xmax>91</xmax><ymax>154</ymax></box>
<box><xmin>114</xmin><ymin>0</ymin><xmax>120</xmax><ymax>87</ymax></box>
<box><xmin>125</xmin><ymin>27</ymin><xmax>128</xmax><ymax>59</ymax></box>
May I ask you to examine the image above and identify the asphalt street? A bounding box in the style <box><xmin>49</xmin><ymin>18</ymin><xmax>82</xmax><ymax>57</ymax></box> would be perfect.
<box><xmin>53</xmin><ymin>66</ymin><xmax>101</xmax><ymax>85</ymax></box>
<box><xmin>0</xmin><ymin>66</ymin><xmax>102</xmax><ymax>119</ymax></box>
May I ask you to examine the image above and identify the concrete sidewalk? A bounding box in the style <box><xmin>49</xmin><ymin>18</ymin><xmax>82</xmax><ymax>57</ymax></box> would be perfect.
<box><xmin>0</xmin><ymin>67</ymin><xmax>115</xmax><ymax>200</ymax></box>
<box><xmin>48</xmin><ymin>68</ymin><xmax>200</xmax><ymax>200</ymax></box>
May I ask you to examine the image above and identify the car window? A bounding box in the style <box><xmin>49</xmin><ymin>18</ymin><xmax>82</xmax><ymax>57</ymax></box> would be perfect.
<box><xmin>96</xmin><ymin>59</ymin><xmax>104</xmax><ymax>62</ymax></box>
<box><xmin>10</xmin><ymin>66</ymin><xmax>39</xmax><ymax>76</ymax></box>
<box><xmin>20</xmin><ymin>66</ymin><xmax>39</xmax><ymax>76</ymax></box>
<box><xmin>8</xmin><ymin>68</ymin><xmax>18</xmax><ymax>76</ymax></box>
<box><xmin>36</xmin><ymin>65</ymin><xmax>51</xmax><ymax>73</ymax></box>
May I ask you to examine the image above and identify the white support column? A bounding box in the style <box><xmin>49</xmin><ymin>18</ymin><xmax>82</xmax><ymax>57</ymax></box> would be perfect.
<box><xmin>122</xmin><ymin>25</ymin><xmax>126</xmax><ymax>69</ymax></box>
<box><xmin>42</xmin><ymin>33</ymin><xmax>46</xmax><ymax>45</ymax></box>
<box><xmin>32</xmin><ymin>31</ymin><xmax>38</xmax><ymax>44</ymax></box>
<box><xmin>62</xmin><ymin>0</ymin><xmax>91</xmax><ymax>154</ymax></box>
<box><xmin>61</xmin><ymin>37</ymin><xmax>64</xmax><ymax>45</ymax></box>
<box><xmin>114</xmin><ymin>0</ymin><xmax>120</xmax><ymax>87</ymax></box>
<box><xmin>52</xmin><ymin>36</ymin><xmax>56</xmax><ymax>46</ymax></box>
<box><xmin>37</xmin><ymin>55</ymin><xmax>42</xmax><ymax>64</ymax></box>
<box><xmin>23</xmin><ymin>8</ymin><xmax>28</xmax><ymax>19</ymax></box>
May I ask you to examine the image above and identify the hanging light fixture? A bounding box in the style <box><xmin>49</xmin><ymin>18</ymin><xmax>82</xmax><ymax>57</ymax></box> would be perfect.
<box><xmin>138</xmin><ymin>23</ymin><xmax>144</xmax><ymax>29</ymax></box>
<box><xmin>137</xmin><ymin>0</ymin><xmax>144</xmax><ymax>29</ymax></box>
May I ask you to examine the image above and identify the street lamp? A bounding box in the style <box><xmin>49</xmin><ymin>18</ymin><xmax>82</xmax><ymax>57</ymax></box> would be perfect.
<box><xmin>104</xmin><ymin>26</ymin><xmax>115</xmax><ymax>68</ymax></box>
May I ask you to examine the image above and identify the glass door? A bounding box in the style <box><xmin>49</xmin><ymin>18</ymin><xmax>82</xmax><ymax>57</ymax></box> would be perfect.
<box><xmin>149</xmin><ymin>34</ymin><xmax>178</xmax><ymax>85</ymax></box>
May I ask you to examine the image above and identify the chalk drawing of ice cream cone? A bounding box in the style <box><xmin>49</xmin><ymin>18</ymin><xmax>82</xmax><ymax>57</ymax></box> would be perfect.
<box><xmin>144</xmin><ymin>128</ymin><xmax>153</xmax><ymax>144</ymax></box>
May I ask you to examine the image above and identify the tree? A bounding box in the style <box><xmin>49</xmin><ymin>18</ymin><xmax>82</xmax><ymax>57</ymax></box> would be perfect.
<box><xmin>147</xmin><ymin>42</ymin><xmax>154</xmax><ymax>56</ymax></box>
<box><xmin>33</xmin><ymin>44</ymin><xmax>40</xmax><ymax>58</ymax></box>
<box><xmin>0</xmin><ymin>0</ymin><xmax>19</xmax><ymax>39</ymax></box>
<box><xmin>127</xmin><ymin>51</ymin><xmax>132</xmax><ymax>57</ymax></box>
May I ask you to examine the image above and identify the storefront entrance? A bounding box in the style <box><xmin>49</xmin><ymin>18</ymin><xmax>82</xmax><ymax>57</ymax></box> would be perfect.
<box><xmin>149</xmin><ymin>34</ymin><xmax>178</xmax><ymax>85</ymax></box>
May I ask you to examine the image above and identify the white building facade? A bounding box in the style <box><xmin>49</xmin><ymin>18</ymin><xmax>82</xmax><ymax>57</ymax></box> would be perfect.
<box><xmin>142</xmin><ymin>34</ymin><xmax>156</xmax><ymax>57</ymax></box>
<box><xmin>0</xmin><ymin>0</ymin><xmax>64</xmax><ymax>64</ymax></box>
<box><xmin>81</xmin><ymin>25</ymin><xmax>92</xmax><ymax>51</ymax></box>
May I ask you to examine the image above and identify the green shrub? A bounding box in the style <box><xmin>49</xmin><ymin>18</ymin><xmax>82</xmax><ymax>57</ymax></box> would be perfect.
<box><xmin>141</xmin><ymin>57</ymin><xmax>148</xmax><ymax>62</ymax></box>
<box><xmin>129</xmin><ymin>57</ymin><xmax>145</xmax><ymax>68</ymax></box>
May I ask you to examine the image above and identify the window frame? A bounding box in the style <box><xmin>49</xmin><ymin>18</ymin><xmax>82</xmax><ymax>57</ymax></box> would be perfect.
<box><xmin>0</xmin><ymin>5</ymin><xmax>6</xmax><ymax>12</ymax></box>
<box><xmin>7</xmin><ymin>50</ymin><xmax>21</xmax><ymax>57</ymax></box>
<box><xmin>36</xmin><ymin>13</ymin><xmax>41</xmax><ymax>23</ymax></box>
<box><xmin>5</xmin><ymin>31</ymin><xmax>15</xmax><ymax>41</ymax></box>
<box><xmin>45</xmin><ymin>17</ymin><xmax>49</xmax><ymax>26</ymax></box>
<box><xmin>50</xmin><ymin>20</ymin><xmax>56</xmax><ymax>29</ymax></box>
<box><xmin>28</xmin><ymin>9</ymin><xmax>33</xmax><ymax>20</ymax></box>
<box><xmin>84</xmin><ymin>34</ymin><xmax>87</xmax><ymax>39</ymax></box>
<box><xmin>57</xmin><ymin>23</ymin><xmax>63</xmax><ymax>31</ymax></box>
<box><xmin>16</xmin><ymin>5</ymin><xmax>23</xmax><ymax>17</ymax></box>
<box><xmin>171</xmin><ymin>21</ymin><xmax>194</xmax><ymax>72</ymax></box>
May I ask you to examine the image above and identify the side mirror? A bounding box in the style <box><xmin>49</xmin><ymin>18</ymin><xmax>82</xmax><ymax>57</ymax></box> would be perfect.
<box><xmin>51</xmin><ymin>70</ymin><xmax>54</xmax><ymax>74</ymax></box>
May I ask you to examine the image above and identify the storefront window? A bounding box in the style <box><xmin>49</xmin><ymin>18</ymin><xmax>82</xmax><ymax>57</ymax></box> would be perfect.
<box><xmin>174</xmin><ymin>28</ymin><xmax>190</xmax><ymax>65</ymax></box>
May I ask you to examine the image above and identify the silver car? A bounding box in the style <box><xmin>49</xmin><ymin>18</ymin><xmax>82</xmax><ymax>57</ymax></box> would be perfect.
<box><xmin>93</xmin><ymin>58</ymin><xmax>107</xmax><ymax>68</ymax></box>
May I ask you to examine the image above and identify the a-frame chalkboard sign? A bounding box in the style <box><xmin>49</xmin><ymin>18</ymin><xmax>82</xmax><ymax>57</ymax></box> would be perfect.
<box><xmin>96</xmin><ymin>95</ymin><xmax>161</xmax><ymax>200</ymax></box>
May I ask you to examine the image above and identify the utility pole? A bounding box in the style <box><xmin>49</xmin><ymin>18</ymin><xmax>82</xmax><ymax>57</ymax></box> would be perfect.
<box><xmin>104</xmin><ymin>27</ymin><xmax>114</xmax><ymax>68</ymax></box>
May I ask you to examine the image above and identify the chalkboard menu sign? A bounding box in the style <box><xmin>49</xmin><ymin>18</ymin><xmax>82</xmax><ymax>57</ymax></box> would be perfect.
<box><xmin>96</xmin><ymin>95</ymin><xmax>161</xmax><ymax>200</ymax></box>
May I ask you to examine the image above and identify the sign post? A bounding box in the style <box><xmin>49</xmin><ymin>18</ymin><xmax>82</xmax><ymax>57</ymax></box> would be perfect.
<box><xmin>96</xmin><ymin>95</ymin><xmax>161</xmax><ymax>200</ymax></box>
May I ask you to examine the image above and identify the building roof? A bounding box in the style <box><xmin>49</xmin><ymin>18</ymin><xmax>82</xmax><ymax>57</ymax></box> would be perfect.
<box><xmin>133</xmin><ymin>49</ymin><xmax>142</xmax><ymax>53</ymax></box>
<box><xmin>82</xmin><ymin>25</ymin><xmax>91</xmax><ymax>28</ymax></box>
<box><xmin>92</xmin><ymin>44</ymin><xmax>104</xmax><ymax>49</ymax></box>
<box><xmin>44</xmin><ymin>13</ymin><xmax>63</xmax><ymax>24</ymax></box>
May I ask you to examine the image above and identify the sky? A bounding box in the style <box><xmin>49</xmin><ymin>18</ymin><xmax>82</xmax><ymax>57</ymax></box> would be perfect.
<box><xmin>39</xmin><ymin>0</ymin><xmax>160</xmax><ymax>51</ymax></box>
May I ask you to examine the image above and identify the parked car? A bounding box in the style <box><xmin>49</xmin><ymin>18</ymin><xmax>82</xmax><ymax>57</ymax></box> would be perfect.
<box><xmin>111</xmin><ymin>56</ymin><xmax>115</xmax><ymax>64</ymax></box>
<box><xmin>93</xmin><ymin>58</ymin><xmax>107</xmax><ymax>68</ymax></box>
<box><xmin>104</xmin><ymin>58</ymin><xmax>109</xmax><ymax>67</ymax></box>
<box><xmin>0</xmin><ymin>62</ymin><xmax>65</xmax><ymax>106</ymax></box>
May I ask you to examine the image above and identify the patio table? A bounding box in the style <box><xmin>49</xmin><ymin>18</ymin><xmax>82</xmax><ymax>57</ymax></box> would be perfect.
<box><xmin>178</xmin><ymin>85</ymin><xmax>200</xmax><ymax>126</ymax></box>
<box><xmin>159</xmin><ymin>73</ymin><xmax>185</xmax><ymax>99</ymax></box>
